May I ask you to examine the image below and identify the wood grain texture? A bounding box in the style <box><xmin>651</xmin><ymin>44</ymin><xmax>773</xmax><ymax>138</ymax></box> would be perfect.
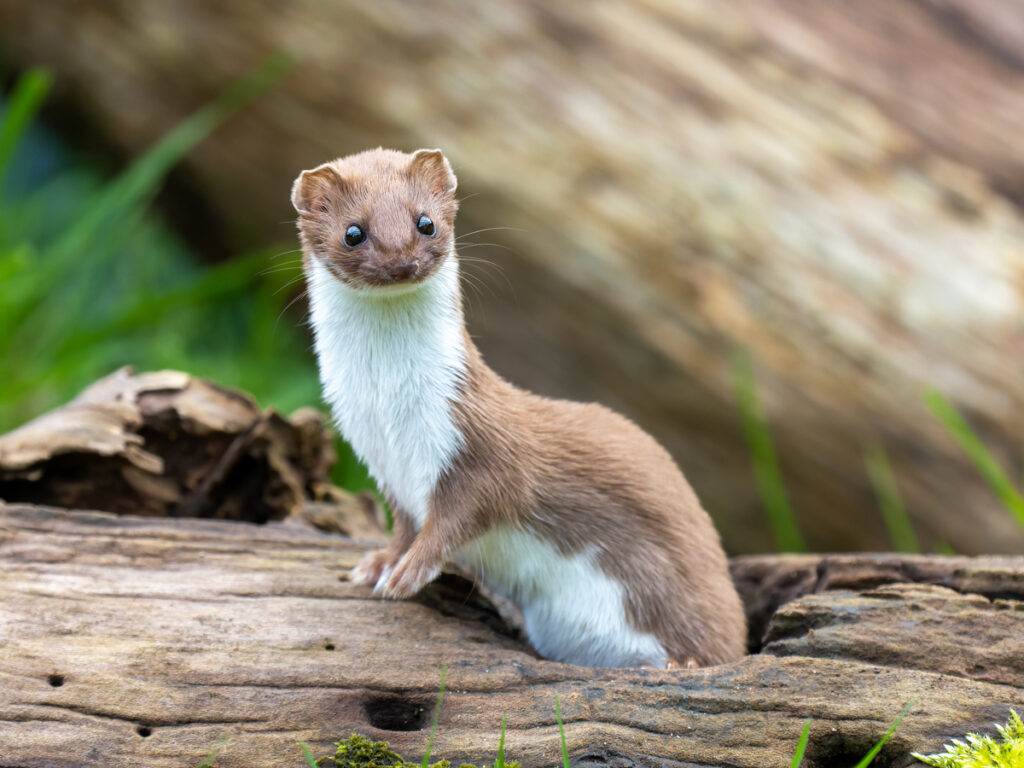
<box><xmin>1</xmin><ymin>503</ymin><xmax>1022</xmax><ymax>768</ymax></box>
<box><xmin>0</xmin><ymin>1</ymin><xmax>1022</xmax><ymax>554</ymax></box>
<box><xmin>0</xmin><ymin>367</ymin><xmax>338</xmax><ymax>523</ymax></box>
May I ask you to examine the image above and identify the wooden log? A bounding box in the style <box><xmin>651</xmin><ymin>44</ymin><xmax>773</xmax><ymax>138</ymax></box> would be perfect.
<box><xmin>1</xmin><ymin>502</ymin><xmax>1022</xmax><ymax>768</ymax></box>
<box><xmin>0</xmin><ymin>1</ymin><xmax>1023</xmax><ymax>554</ymax></box>
<box><xmin>0</xmin><ymin>367</ymin><xmax>340</xmax><ymax>524</ymax></box>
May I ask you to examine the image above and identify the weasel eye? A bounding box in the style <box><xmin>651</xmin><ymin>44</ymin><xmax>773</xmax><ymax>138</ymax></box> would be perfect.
<box><xmin>344</xmin><ymin>224</ymin><xmax>366</xmax><ymax>247</ymax></box>
<box><xmin>416</xmin><ymin>215</ymin><xmax>435</xmax><ymax>236</ymax></box>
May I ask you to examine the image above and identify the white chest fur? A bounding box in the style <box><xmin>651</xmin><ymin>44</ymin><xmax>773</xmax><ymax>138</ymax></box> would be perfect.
<box><xmin>306</xmin><ymin>257</ymin><xmax>466</xmax><ymax>527</ymax></box>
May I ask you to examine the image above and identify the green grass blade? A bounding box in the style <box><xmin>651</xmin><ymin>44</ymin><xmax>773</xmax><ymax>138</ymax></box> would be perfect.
<box><xmin>850</xmin><ymin>701</ymin><xmax>913</xmax><ymax>768</ymax></box>
<box><xmin>864</xmin><ymin>444</ymin><xmax>920</xmax><ymax>553</ymax></box>
<box><xmin>4</xmin><ymin>54</ymin><xmax>293</xmax><ymax>356</ymax></box>
<box><xmin>935</xmin><ymin>540</ymin><xmax>957</xmax><ymax>555</ymax></box>
<box><xmin>53</xmin><ymin>250</ymin><xmax>268</xmax><ymax>353</ymax></box>
<box><xmin>191</xmin><ymin>735</ymin><xmax>229</xmax><ymax>768</ymax></box>
<box><xmin>0</xmin><ymin>68</ymin><xmax>53</xmax><ymax>191</ymax></box>
<box><xmin>46</xmin><ymin>52</ymin><xmax>291</xmax><ymax>270</ymax></box>
<box><xmin>732</xmin><ymin>350</ymin><xmax>805</xmax><ymax>552</ymax></box>
<box><xmin>0</xmin><ymin>251</ymin><xmax>268</xmax><ymax>413</ymax></box>
<box><xmin>555</xmin><ymin>693</ymin><xmax>570</xmax><ymax>768</ymax></box>
<box><xmin>299</xmin><ymin>741</ymin><xmax>319</xmax><ymax>768</ymax></box>
<box><xmin>789</xmin><ymin>719</ymin><xmax>811</xmax><ymax>768</ymax></box>
<box><xmin>422</xmin><ymin>664</ymin><xmax>447</xmax><ymax>768</ymax></box>
<box><xmin>496</xmin><ymin>714</ymin><xmax>508</xmax><ymax>768</ymax></box>
<box><xmin>925</xmin><ymin>389</ymin><xmax>1024</xmax><ymax>533</ymax></box>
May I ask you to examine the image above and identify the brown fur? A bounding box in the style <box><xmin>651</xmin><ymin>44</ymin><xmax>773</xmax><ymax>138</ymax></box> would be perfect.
<box><xmin>294</xmin><ymin>148</ymin><xmax>746</xmax><ymax>667</ymax></box>
<box><xmin>434</xmin><ymin>339</ymin><xmax>747</xmax><ymax>666</ymax></box>
<box><xmin>292</xmin><ymin>148</ymin><xmax>457</xmax><ymax>289</ymax></box>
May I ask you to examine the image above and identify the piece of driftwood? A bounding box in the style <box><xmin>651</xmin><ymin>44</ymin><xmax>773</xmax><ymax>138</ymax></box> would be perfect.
<box><xmin>0</xmin><ymin>502</ymin><xmax>1021</xmax><ymax>768</ymax></box>
<box><xmin>0</xmin><ymin>367</ymin><xmax>341</xmax><ymax>524</ymax></box>
<box><xmin>1</xmin><ymin>0</ymin><xmax>1023</xmax><ymax>554</ymax></box>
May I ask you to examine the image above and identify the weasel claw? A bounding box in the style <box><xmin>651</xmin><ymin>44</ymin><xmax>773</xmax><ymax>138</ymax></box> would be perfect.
<box><xmin>380</xmin><ymin>558</ymin><xmax>441</xmax><ymax>599</ymax></box>
<box><xmin>373</xmin><ymin>564</ymin><xmax>395</xmax><ymax>594</ymax></box>
<box><xmin>350</xmin><ymin>550</ymin><xmax>395</xmax><ymax>586</ymax></box>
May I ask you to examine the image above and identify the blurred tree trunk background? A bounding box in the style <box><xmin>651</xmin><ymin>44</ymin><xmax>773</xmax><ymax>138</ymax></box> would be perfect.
<box><xmin>1</xmin><ymin>0</ymin><xmax>1022</xmax><ymax>554</ymax></box>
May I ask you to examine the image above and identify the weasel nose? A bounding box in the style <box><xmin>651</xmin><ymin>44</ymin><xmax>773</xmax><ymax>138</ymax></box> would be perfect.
<box><xmin>388</xmin><ymin>262</ymin><xmax>418</xmax><ymax>282</ymax></box>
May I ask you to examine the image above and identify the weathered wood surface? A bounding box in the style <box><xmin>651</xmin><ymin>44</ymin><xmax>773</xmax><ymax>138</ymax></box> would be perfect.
<box><xmin>0</xmin><ymin>367</ymin><xmax>338</xmax><ymax>523</ymax></box>
<box><xmin>730</xmin><ymin>551</ymin><xmax>1024</xmax><ymax>653</ymax></box>
<box><xmin>1</xmin><ymin>503</ymin><xmax>1021</xmax><ymax>768</ymax></box>
<box><xmin>2</xmin><ymin>0</ymin><xmax>1023</xmax><ymax>555</ymax></box>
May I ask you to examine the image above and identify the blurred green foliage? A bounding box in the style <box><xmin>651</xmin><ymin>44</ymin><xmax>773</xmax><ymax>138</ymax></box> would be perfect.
<box><xmin>0</xmin><ymin>65</ymin><xmax>371</xmax><ymax>492</ymax></box>
<box><xmin>865</xmin><ymin>444</ymin><xmax>920</xmax><ymax>554</ymax></box>
<box><xmin>925</xmin><ymin>389</ymin><xmax>1024</xmax><ymax>535</ymax></box>
<box><xmin>731</xmin><ymin>349</ymin><xmax>806</xmax><ymax>552</ymax></box>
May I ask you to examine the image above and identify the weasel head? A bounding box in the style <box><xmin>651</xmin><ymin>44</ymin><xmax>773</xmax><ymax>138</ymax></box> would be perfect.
<box><xmin>292</xmin><ymin>148</ymin><xmax>458</xmax><ymax>293</ymax></box>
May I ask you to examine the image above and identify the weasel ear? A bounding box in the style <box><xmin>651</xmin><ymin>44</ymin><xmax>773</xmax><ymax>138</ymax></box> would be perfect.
<box><xmin>291</xmin><ymin>163</ymin><xmax>345</xmax><ymax>214</ymax></box>
<box><xmin>409</xmin><ymin>148</ymin><xmax>457</xmax><ymax>196</ymax></box>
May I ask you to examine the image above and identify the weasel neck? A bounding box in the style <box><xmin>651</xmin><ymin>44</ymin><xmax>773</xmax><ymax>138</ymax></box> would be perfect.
<box><xmin>306</xmin><ymin>256</ymin><xmax>468</xmax><ymax>528</ymax></box>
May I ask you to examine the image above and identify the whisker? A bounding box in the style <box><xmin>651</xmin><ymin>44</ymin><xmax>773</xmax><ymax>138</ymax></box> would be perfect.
<box><xmin>273</xmin><ymin>274</ymin><xmax>308</xmax><ymax>296</ymax></box>
<box><xmin>455</xmin><ymin>225</ymin><xmax>524</xmax><ymax>241</ymax></box>
<box><xmin>459</xmin><ymin>272</ymin><xmax>486</xmax><ymax>312</ymax></box>
<box><xmin>458</xmin><ymin>259</ymin><xmax>509</xmax><ymax>282</ymax></box>
<box><xmin>456</xmin><ymin>242</ymin><xmax>518</xmax><ymax>257</ymax></box>
<box><xmin>258</xmin><ymin>263</ymin><xmax>305</xmax><ymax>277</ymax></box>
<box><xmin>461</xmin><ymin>260</ymin><xmax>516</xmax><ymax>303</ymax></box>
<box><xmin>459</xmin><ymin>253</ymin><xmax>513</xmax><ymax>271</ymax></box>
<box><xmin>457</xmin><ymin>251</ymin><xmax>517</xmax><ymax>298</ymax></box>
<box><xmin>459</xmin><ymin>266</ymin><xmax>499</xmax><ymax>303</ymax></box>
<box><xmin>275</xmin><ymin>288</ymin><xmax>310</xmax><ymax>330</ymax></box>
<box><xmin>268</xmin><ymin>247</ymin><xmax>303</xmax><ymax>259</ymax></box>
<box><xmin>459</xmin><ymin>268</ymin><xmax>489</xmax><ymax>291</ymax></box>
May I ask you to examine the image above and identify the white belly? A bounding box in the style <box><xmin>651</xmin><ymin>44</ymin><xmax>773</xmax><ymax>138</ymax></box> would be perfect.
<box><xmin>456</xmin><ymin>524</ymin><xmax>667</xmax><ymax>667</ymax></box>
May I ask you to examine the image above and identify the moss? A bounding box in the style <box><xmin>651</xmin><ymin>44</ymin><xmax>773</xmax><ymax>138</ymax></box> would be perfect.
<box><xmin>314</xmin><ymin>734</ymin><xmax>415</xmax><ymax>768</ymax></box>
<box><xmin>913</xmin><ymin>709</ymin><xmax>1024</xmax><ymax>767</ymax></box>
<box><xmin>314</xmin><ymin>734</ymin><xmax>519</xmax><ymax>768</ymax></box>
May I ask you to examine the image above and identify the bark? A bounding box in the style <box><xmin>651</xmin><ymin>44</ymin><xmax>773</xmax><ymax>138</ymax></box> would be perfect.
<box><xmin>0</xmin><ymin>367</ymin><xmax>345</xmax><ymax>524</ymax></box>
<box><xmin>1</xmin><ymin>1</ymin><xmax>1023</xmax><ymax>555</ymax></box>
<box><xmin>1</xmin><ymin>502</ymin><xmax>1022</xmax><ymax>768</ymax></box>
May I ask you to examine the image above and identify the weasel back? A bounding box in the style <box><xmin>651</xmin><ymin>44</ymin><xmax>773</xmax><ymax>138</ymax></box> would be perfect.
<box><xmin>439</xmin><ymin>345</ymin><xmax>747</xmax><ymax>666</ymax></box>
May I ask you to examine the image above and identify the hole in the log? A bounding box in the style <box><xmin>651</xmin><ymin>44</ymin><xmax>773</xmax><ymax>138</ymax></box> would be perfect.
<box><xmin>414</xmin><ymin>572</ymin><xmax>524</xmax><ymax>643</ymax></box>
<box><xmin>47</xmin><ymin>674</ymin><xmax>64</xmax><ymax>687</ymax></box>
<box><xmin>363</xmin><ymin>694</ymin><xmax>430</xmax><ymax>731</ymax></box>
<box><xmin>984</xmin><ymin>590</ymin><xmax>1024</xmax><ymax>602</ymax></box>
<box><xmin>806</xmin><ymin>731</ymin><xmax>906</xmax><ymax>768</ymax></box>
<box><xmin>324</xmin><ymin>643</ymin><xmax>335</xmax><ymax>651</ymax></box>
<box><xmin>137</xmin><ymin>726</ymin><xmax>152</xmax><ymax>738</ymax></box>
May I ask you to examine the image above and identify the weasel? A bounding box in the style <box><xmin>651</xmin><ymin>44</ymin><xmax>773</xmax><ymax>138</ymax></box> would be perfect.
<box><xmin>292</xmin><ymin>148</ymin><xmax>746</xmax><ymax>667</ymax></box>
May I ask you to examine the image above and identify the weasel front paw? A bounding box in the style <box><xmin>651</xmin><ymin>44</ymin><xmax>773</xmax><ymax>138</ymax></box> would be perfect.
<box><xmin>350</xmin><ymin>549</ymin><xmax>398</xmax><ymax>588</ymax></box>
<box><xmin>379</xmin><ymin>552</ymin><xmax>441</xmax><ymax>599</ymax></box>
